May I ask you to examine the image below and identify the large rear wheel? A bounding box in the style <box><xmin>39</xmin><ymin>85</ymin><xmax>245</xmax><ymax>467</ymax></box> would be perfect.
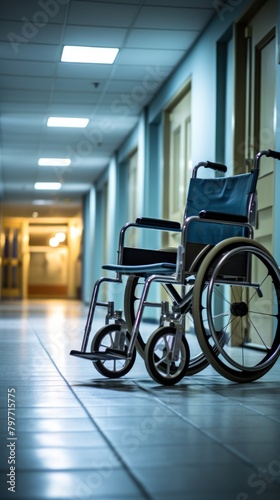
<box><xmin>193</xmin><ymin>238</ymin><xmax>280</xmax><ymax>382</ymax></box>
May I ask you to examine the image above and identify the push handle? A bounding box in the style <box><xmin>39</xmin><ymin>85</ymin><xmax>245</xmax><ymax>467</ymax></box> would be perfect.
<box><xmin>265</xmin><ymin>149</ymin><xmax>280</xmax><ymax>161</ymax></box>
<box><xmin>193</xmin><ymin>160</ymin><xmax>227</xmax><ymax>177</ymax></box>
<box><xmin>205</xmin><ymin>161</ymin><xmax>227</xmax><ymax>173</ymax></box>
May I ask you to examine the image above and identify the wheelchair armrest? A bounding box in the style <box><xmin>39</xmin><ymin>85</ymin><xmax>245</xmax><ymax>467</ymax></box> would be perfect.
<box><xmin>199</xmin><ymin>210</ymin><xmax>248</xmax><ymax>223</ymax></box>
<box><xmin>135</xmin><ymin>217</ymin><xmax>181</xmax><ymax>230</ymax></box>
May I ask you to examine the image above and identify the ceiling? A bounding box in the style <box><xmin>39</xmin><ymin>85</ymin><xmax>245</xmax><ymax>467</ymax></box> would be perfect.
<box><xmin>0</xmin><ymin>0</ymin><xmax>216</xmax><ymax>218</ymax></box>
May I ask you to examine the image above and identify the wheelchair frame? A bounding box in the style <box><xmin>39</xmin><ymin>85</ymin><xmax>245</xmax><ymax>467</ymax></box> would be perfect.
<box><xmin>70</xmin><ymin>149</ymin><xmax>280</xmax><ymax>385</ymax></box>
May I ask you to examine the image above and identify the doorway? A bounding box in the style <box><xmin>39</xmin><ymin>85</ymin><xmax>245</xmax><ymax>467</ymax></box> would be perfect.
<box><xmin>28</xmin><ymin>224</ymin><xmax>69</xmax><ymax>298</ymax></box>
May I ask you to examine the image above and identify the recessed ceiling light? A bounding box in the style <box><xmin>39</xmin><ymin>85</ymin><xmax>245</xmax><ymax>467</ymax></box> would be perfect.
<box><xmin>49</xmin><ymin>237</ymin><xmax>59</xmax><ymax>248</ymax></box>
<box><xmin>32</xmin><ymin>200</ymin><xmax>53</xmax><ymax>205</ymax></box>
<box><xmin>61</xmin><ymin>45</ymin><xmax>119</xmax><ymax>64</ymax></box>
<box><xmin>47</xmin><ymin>117</ymin><xmax>89</xmax><ymax>128</ymax></box>
<box><xmin>55</xmin><ymin>232</ymin><xmax>66</xmax><ymax>243</ymax></box>
<box><xmin>38</xmin><ymin>158</ymin><xmax>71</xmax><ymax>167</ymax></box>
<box><xmin>34</xmin><ymin>182</ymin><xmax>61</xmax><ymax>190</ymax></box>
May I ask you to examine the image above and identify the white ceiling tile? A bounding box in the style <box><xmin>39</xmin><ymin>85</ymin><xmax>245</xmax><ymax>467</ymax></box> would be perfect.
<box><xmin>1</xmin><ymin>89</ymin><xmax>50</xmax><ymax>104</ymax></box>
<box><xmin>53</xmin><ymin>78</ymin><xmax>101</xmax><ymax>92</ymax></box>
<box><xmin>0</xmin><ymin>60</ymin><xmax>56</xmax><ymax>77</ymax></box>
<box><xmin>63</xmin><ymin>26</ymin><xmax>127</xmax><ymax>46</ymax></box>
<box><xmin>113</xmin><ymin>64</ymin><xmax>172</xmax><ymax>80</ymax></box>
<box><xmin>50</xmin><ymin>91</ymin><xmax>101</xmax><ymax>105</ymax></box>
<box><xmin>126</xmin><ymin>29</ymin><xmax>198</xmax><ymax>50</ymax></box>
<box><xmin>0</xmin><ymin>21</ymin><xmax>64</xmax><ymax>44</ymax></box>
<box><xmin>0</xmin><ymin>75</ymin><xmax>54</xmax><ymax>91</ymax></box>
<box><xmin>106</xmin><ymin>80</ymin><xmax>155</xmax><ymax>93</ymax></box>
<box><xmin>134</xmin><ymin>6</ymin><xmax>213</xmax><ymax>30</ymax></box>
<box><xmin>118</xmin><ymin>48</ymin><xmax>185</xmax><ymax>66</ymax></box>
<box><xmin>0</xmin><ymin>42</ymin><xmax>61</xmax><ymax>61</ymax></box>
<box><xmin>68</xmin><ymin>1</ymin><xmax>139</xmax><ymax>27</ymax></box>
<box><xmin>56</xmin><ymin>63</ymin><xmax>113</xmax><ymax>79</ymax></box>
<box><xmin>0</xmin><ymin>0</ymin><xmax>68</xmax><ymax>22</ymax></box>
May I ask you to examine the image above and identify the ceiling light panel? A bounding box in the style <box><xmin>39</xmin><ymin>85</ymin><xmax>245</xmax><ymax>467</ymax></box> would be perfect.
<box><xmin>61</xmin><ymin>46</ymin><xmax>119</xmax><ymax>64</ymax></box>
<box><xmin>32</xmin><ymin>200</ymin><xmax>53</xmax><ymax>205</ymax></box>
<box><xmin>38</xmin><ymin>158</ymin><xmax>71</xmax><ymax>167</ymax></box>
<box><xmin>47</xmin><ymin>117</ymin><xmax>89</xmax><ymax>128</ymax></box>
<box><xmin>34</xmin><ymin>182</ymin><xmax>62</xmax><ymax>190</ymax></box>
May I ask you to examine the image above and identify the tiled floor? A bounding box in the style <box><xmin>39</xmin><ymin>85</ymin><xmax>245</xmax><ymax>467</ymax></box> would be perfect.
<box><xmin>0</xmin><ymin>299</ymin><xmax>280</xmax><ymax>500</ymax></box>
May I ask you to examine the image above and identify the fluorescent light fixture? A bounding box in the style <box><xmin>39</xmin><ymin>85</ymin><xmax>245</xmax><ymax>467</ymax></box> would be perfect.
<box><xmin>47</xmin><ymin>117</ymin><xmax>89</xmax><ymax>128</ymax></box>
<box><xmin>32</xmin><ymin>200</ymin><xmax>53</xmax><ymax>205</ymax></box>
<box><xmin>61</xmin><ymin>45</ymin><xmax>119</xmax><ymax>64</ymax></box>
<box><xmin>34</xmin><ymin>182</ymin><xmax>61</xmax><ymax>190</ymax></box>
<box><xmin>38</xmin><ymin>158</ymin><xmax>71</xmax><ymax>167</ymax></box>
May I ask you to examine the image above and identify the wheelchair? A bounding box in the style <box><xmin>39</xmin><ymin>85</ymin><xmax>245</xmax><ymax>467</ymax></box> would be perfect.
<box><xmin>70</xmin><ymin>149</ymin><xmax>280</xmax><ymax>385</ymax></box>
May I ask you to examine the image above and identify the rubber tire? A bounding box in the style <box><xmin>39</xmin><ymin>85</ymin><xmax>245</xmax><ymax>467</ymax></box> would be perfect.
<box><xmin>91</xmin><ymin>324</ymin><xmax>136</xmax><ymax>378</ymax></box>
<box><xmin>144</xmin><ymin>326</ymin><xmax>190</xmax><ymax>385</ymax></box>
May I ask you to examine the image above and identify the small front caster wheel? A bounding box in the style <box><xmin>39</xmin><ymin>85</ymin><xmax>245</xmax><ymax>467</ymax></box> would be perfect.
<box><xmin>91</xmin><ymin>324</ymin><xmax>136</xmax><ymax>378</ymax></box>
<box><xmin>144</xmin><ymin>326</ymin><xmax>190</xmax><ymax>385</ymax></box>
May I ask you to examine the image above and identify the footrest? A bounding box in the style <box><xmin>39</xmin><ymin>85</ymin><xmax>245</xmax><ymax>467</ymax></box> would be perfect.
<box><xmin>105</xmin><ymin>347</ymin><xmax>128</xmax><ymax>358</ymax></box>
<box><xmin>70</xmin><ymin>349</ymin><xmax>127</xmax><ymax>361</ymax></box>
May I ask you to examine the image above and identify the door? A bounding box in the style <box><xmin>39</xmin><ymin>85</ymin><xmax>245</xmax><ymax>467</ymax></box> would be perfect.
<box><xmin>236</xmin><ymin>0</ymin><xmax>276</xmax><ymax>253</ymax></box>
<box><xmin>161</xmin><ymin>87</ymin><xmax>192</xmax><ymax>330</ymax></box>
<box><xmin>28</xmin><ymin>224</ymin><xmax>68</xmax><ymax>298</ymax></box>
<box><xmin>163</xmin><ymin>86</ymin><xmax>191</xmax><ymax>248</ymax></box>
<box><xmin>126</xmin><ymin>150</ymin><xmax>138</xmax><ymax>248</ymax></box>
<box><xmin>234</xmin><ymin>0</ymin><xmax>277</xmax><ymax>346</ymax></box>
<box><xmin>1</xmin><ymin>222</ymin><xmax>23</xmax><ymax>298</ymax></box>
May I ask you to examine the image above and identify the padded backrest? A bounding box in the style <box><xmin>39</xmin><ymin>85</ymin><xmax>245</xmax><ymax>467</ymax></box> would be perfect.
<box><xmin>185</xmin><ymin>170</ymin><xmax>258</xmax><ymax>245</ymax></box>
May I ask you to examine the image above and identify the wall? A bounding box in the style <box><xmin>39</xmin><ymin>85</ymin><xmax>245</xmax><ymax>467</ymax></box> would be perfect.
<box><xmin>82</xmin><ymin>186</ymin><xmax>96</xmax><ymax>303</ymax></box>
